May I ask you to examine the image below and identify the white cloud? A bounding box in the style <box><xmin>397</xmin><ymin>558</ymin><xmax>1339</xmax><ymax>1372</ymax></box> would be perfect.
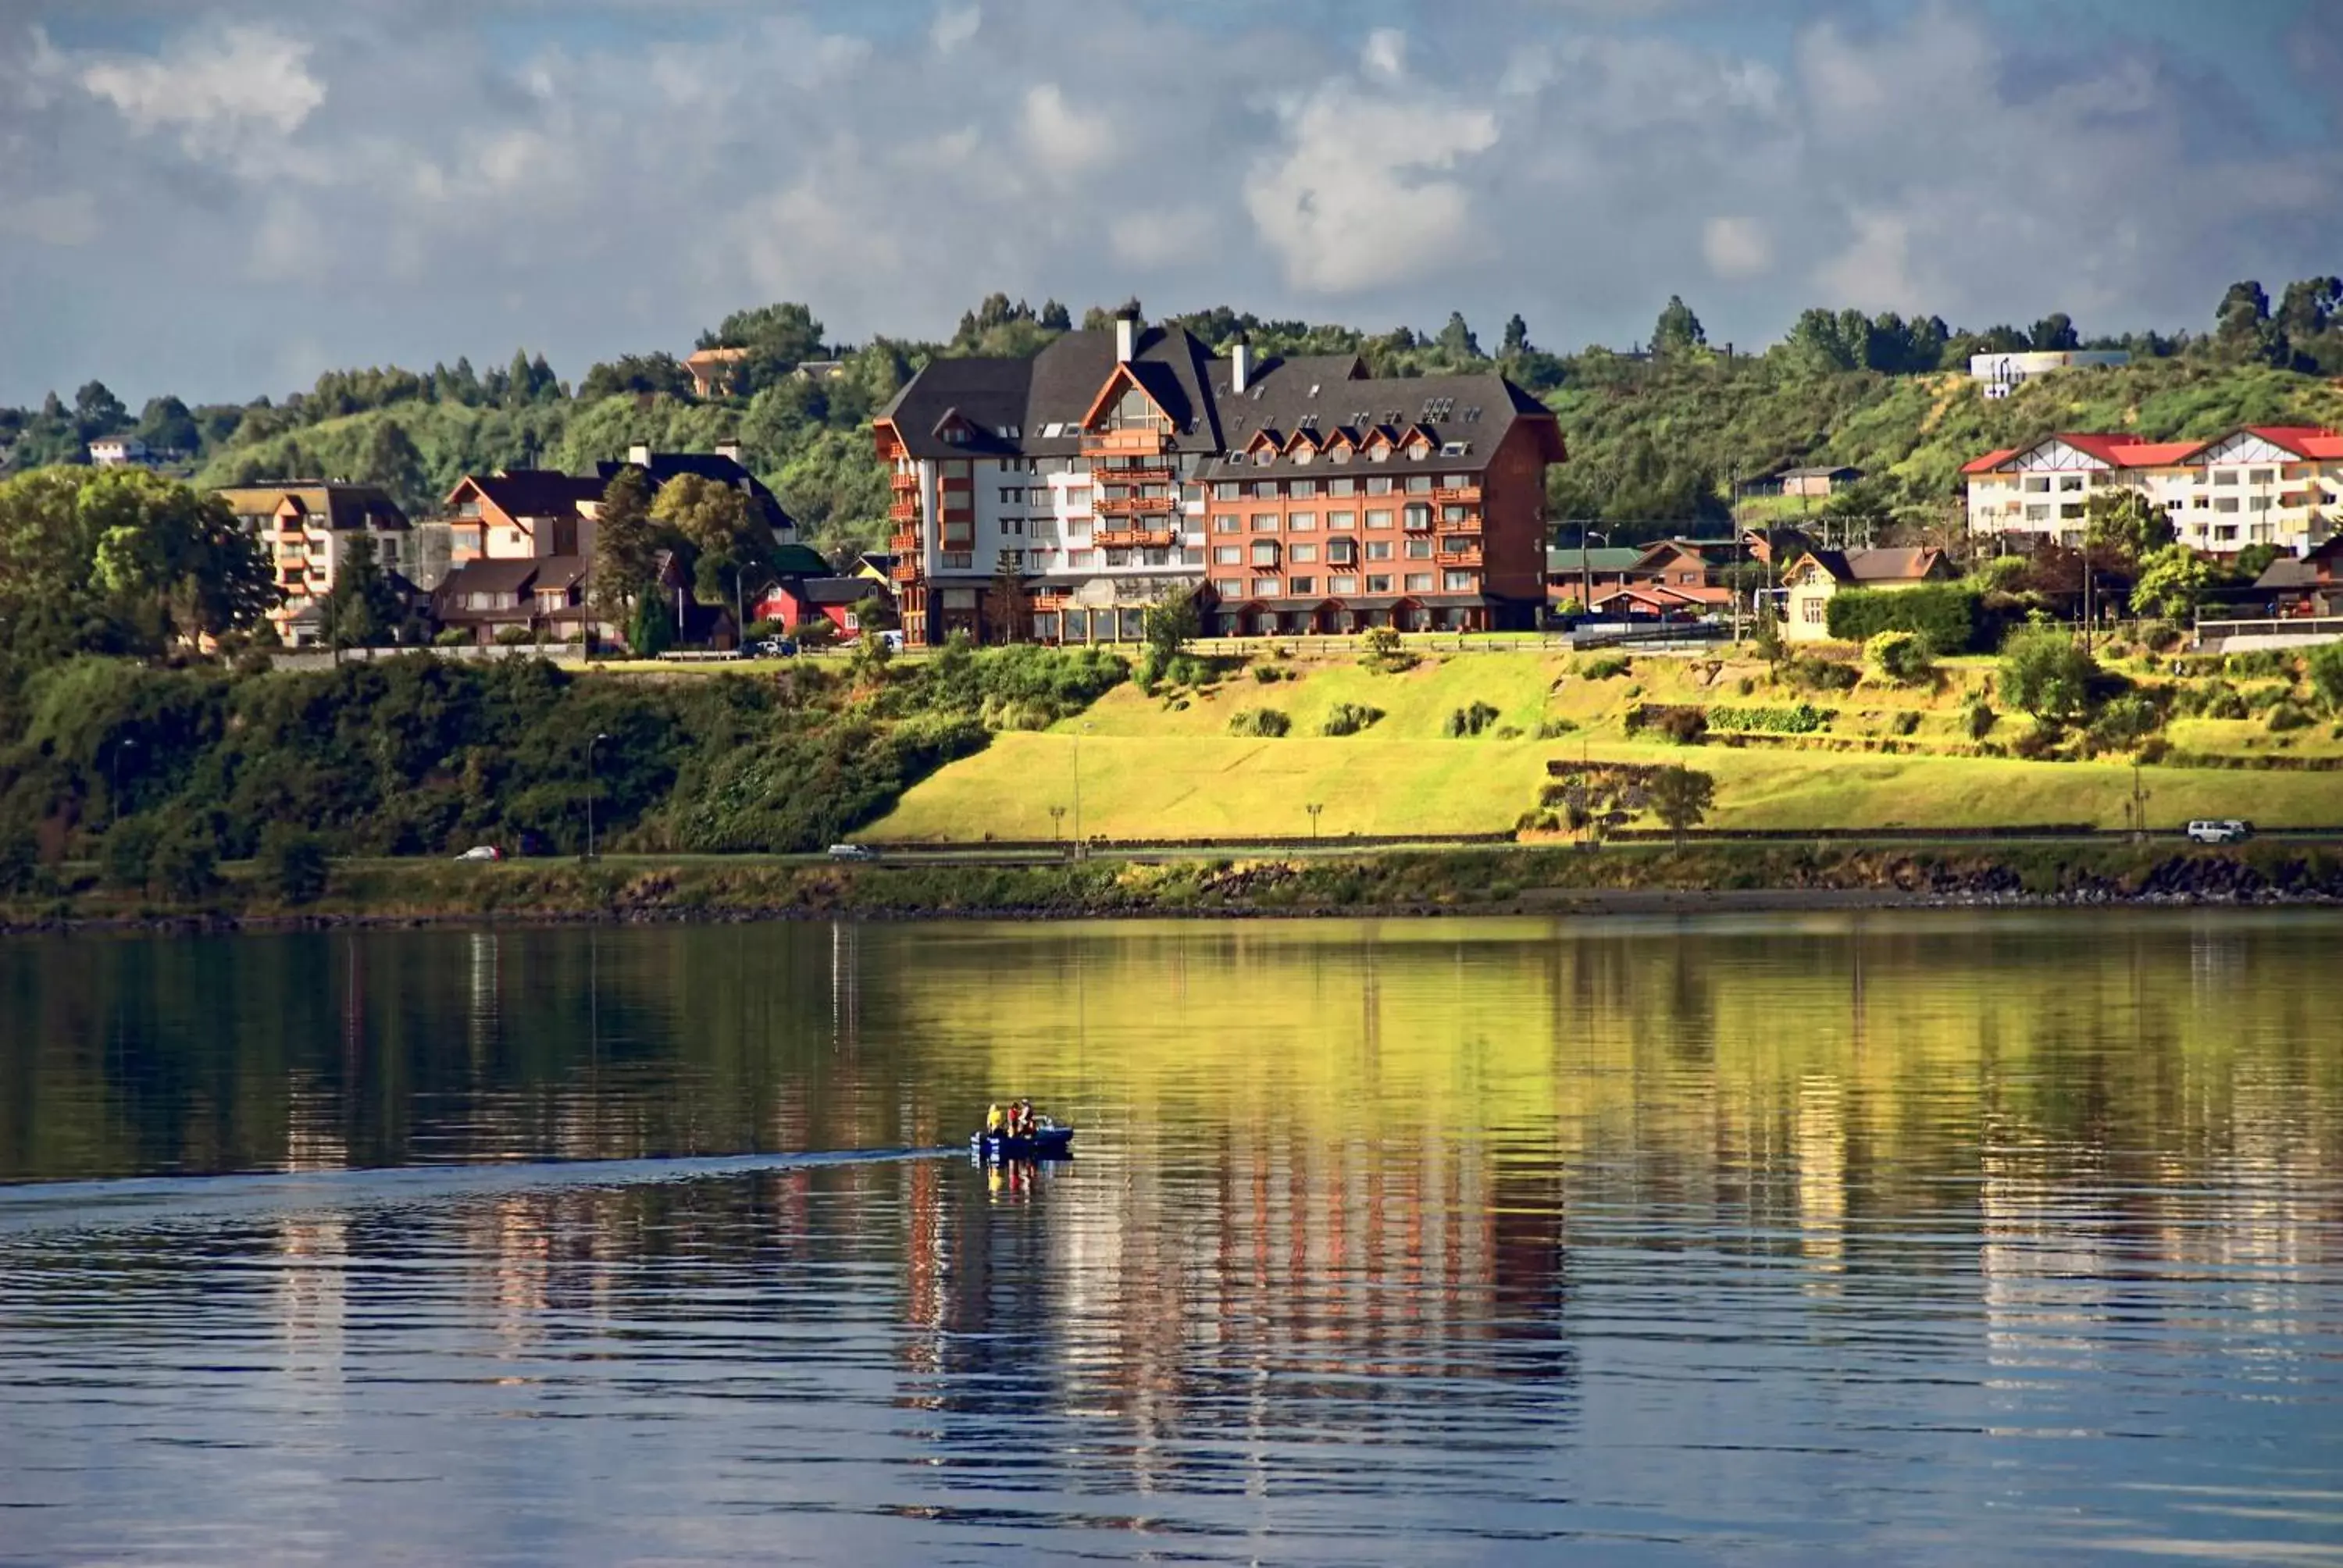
<box><xmin>1246</xmin><ymin>60</ymin><xmax>1499</xmax><ymax>293</ymax></box>
<box><xmin>1361</xmin><ymin>28</ymin><xmax>1407</xmax><ymax>84</ymax></box>
<box><xmin>0</xmin><ymin>192</ymin><xmax>98</xmax><ymax>248</ymax></box>
<box><xmin>78</xmin><ymin>25</ymin><xmax>323</xmax><ymax>152</ymax></box>
<box><xmin>931</xmin><ymin>3</ymin><xmax>982</xmax><ymax>54</ymax></box>
<box><xmin>1110</xmin><ymin>206</ymin><xmax>1218</xmax><ymax>269</ymax></box>
<box><xmin>1702</xmin><ymin>216</ymin><xmax>1771</xmax><ymax>280</ymax></box>
<box><xmin>1019</xmin><ymin>84</ymin><xmax>1116</xmax><ymax>180</ymax></box>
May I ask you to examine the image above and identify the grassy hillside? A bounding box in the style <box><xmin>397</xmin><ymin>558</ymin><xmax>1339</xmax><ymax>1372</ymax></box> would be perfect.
<box><xmin>872</xmin><ymin>645</ymin><xmax>2343</xmax><ymax>841</ymax></box>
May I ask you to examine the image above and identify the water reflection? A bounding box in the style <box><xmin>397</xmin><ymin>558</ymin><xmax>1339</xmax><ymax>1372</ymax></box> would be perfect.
<box><xmin>0</xmin><ymin>913</ymin><xmax>2338</xmax><ymax>1563</ymax></box>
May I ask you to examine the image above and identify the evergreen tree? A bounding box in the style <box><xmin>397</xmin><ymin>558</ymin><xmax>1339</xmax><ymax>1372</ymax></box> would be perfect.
<box><xmin>1500</xmin><ymin>313</ymin><xmax>1531</xmax><ymax>357</ymax></box>
<box><xmin>2028</xmin><ymin>312</ymin><xmax>2080</xmax><ymax>351</ymax></box>
<box><xmin>323</xmin><ymin>533</ymin><xmax>402</xmax><ymax>649</ymax></box>
<box><xmin>1040</xmin><ymin>298</ymin><xmax>1072</xmax><ymax>331</ymax></box>
<box><xmin>628</xmin><ymin>590</ymin><xmax>676</xmax><ymax>656</ymax></box>
<box><xmin>355</xmin><ymin>417</ymin><xmax>430</xmax><ymax>515</ymax></box>
<box><xmin>1436</xmin><ymin>311</ymin><xmax>1482</xmax><ymax>360</ymax></box>
<box><xmin>1652</xmin><ymin>296</ymin><xmax>1706</xmax><ymax>357</ymax></box>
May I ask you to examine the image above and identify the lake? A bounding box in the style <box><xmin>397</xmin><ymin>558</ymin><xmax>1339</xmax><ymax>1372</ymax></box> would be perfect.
<box><xmin>1</xmin><ymin>913</ymin><xmax>2338</xmax><ymax>1565</ymax></box>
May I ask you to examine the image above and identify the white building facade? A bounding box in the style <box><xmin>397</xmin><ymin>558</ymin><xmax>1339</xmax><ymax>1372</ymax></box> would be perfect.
<box><xmin>1963</xmin><ymin>427</ymin><xmax>2343</xmax><ymax>556</ymax></box>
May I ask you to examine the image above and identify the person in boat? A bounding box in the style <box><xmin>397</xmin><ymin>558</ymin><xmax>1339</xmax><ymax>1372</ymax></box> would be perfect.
<box><xmin>986</xmin><ymin>1102</ymin><xmax>1004</xmax><ymax>1135</ymax></box>
<box><xmin>1016</xmin><ymin>1099</ymin><xmax>1036</xmax><ymax>1137</ymax></box>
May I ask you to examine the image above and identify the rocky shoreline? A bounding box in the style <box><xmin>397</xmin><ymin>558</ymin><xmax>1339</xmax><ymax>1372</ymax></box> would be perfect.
<box><xmin>4</xmin><ymin>844</ymin><xmax>2339</xmax><ymax>937</ymax></box>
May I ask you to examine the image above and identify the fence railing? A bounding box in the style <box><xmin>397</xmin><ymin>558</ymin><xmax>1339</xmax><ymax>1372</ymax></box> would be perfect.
<box><xmin>2192</xmin><ymin>615</ymin><xmax>2343</xmax><ymax>647</ymax></box>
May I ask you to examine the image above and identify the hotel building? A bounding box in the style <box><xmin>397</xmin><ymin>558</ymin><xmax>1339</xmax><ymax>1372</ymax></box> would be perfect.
<box><xmin>875</xmin><ymin>315</ymin><xmax>1566</xmax><ymax>644</ymax></box>
<box><xmin>1963</xmin><ymin>426</ymin><xmax>2343</xmax><ymax>556</ymax></box>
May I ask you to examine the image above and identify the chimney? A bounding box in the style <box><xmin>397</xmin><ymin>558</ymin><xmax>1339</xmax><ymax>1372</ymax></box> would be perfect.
<box><xmin>1230</xmin><ymin>338</ymin><xmax>1251</xmax><ymax>395</ymax></box>
<box><xmin>627</xmin><ymin>443</ymin><xmax>651</xmax><ymax>468</ymax></box>
<box><xmin>1114</xmin><ymin>310</ymin><xmax>1136</xmax><ymax>365</ymax></box>
<box><xmin>715</xmin><ymin>440</ymin><xmax>744</xmax><ymax>467</ymax></box>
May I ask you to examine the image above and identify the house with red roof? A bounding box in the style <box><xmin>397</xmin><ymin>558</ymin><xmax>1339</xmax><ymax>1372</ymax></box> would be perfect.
<box><xmin>1963</xmin><ymin>426</ymin><xmax>2343</xmax><ymax>557</ymax></box>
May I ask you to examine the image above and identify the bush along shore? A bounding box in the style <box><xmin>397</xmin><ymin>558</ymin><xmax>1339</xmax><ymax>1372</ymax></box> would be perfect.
<box><xmin>5</xmin><ymin>841</ymin><xmax>2340</xmax><ymax>934</ymax></box>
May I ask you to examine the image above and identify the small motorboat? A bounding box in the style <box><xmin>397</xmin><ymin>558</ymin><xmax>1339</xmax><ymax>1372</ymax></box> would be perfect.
<box><xmin>969</xmin><ymin>1123</ymin><xmax>1075</xmax><ymax>1161</ymax></box>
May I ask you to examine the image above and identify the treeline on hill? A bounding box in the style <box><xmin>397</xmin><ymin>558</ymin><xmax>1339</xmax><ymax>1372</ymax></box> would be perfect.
<box><xmin>0</xmin><ymin>641</ymin><xmax>1129</xmax><ymax>893</ymax></box>
<box><xmin>9</xmin><ymin>276</ymin><xmax>2343</xmax><ymax>558</ymax></box>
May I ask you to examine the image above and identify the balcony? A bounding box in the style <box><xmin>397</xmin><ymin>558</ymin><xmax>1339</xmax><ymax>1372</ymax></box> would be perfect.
<box><xmin>1095</xmin><ymin>491</ymin><xmax>1178</xmax><ymax>517</ymax></box>
<box><xmin>888</xmin><ymin>529</ymin><xmax>922</xmax><ymax>555</ymax></box>
<box><xmin>1094</xmin><ymin>463</ymin><xmax>1173</xmax><ymax>486</ymax></box>
<box><xmin>1082</xmin><ymin>429</ymin><xmax>1167</xmax><ymax>457</ymax></box>
<box><xmin>889</xmin><ymin>498</ymin><xmax>918</xmax><ymax>522</ymax></box>
<box><xmin>1095</xmin><ymin>527</ymin><xmax>1179</xmax><ymax>551</ymax></box>
<box><xmin>1433</xmin><ymin>485</ymin><xmax>1482</xmax><ymax>504</ymax></box>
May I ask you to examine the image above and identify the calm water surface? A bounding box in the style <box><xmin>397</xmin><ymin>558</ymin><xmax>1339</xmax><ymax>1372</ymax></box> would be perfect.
<box><xmin>0</xmin><ymin>913</ymin><xmax>2338</xmax><ymax>1565</ymax></box>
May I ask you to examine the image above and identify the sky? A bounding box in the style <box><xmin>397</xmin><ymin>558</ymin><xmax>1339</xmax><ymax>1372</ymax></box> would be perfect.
<box><xmin>3</xmin><ymin>0</ymin><xmax>2341</xmax><ymax>408</ymax></box>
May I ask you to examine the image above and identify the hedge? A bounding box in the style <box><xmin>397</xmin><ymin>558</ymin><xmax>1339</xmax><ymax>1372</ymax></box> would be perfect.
<box><xmin>1824</xmin><ymin>585</ymin><xmax>1985</xmax><ymax>653</ymax></box>
<box><xmin>1705</xmin><ymin>704</ymin><xmax>1836</xmax><ymax>734</ymax></box>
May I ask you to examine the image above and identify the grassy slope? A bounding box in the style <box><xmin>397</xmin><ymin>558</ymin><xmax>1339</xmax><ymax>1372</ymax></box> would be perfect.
<box><xmin>873</xmin><ymin>650</ymin><xmax>2343</xmax><ymax>840</ymax></box>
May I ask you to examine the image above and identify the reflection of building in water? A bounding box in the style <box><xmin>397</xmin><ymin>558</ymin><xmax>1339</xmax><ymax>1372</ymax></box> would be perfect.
<box><xmin>283</xmin><ymin>1071</ymin><xmax>349</xmax><ymax>1174</ymax></box>
<box><xmin>273</xmin><ymin>1213</ymin><xmax>348</xmax><ymax>1385</ymax></box>
<box><xmin>1796</xmin><ymin>1074</ymin><xmax>1846</xmax><ymax>1279</ymax></box>
<box><xmin>467</xmin><ymin>932</ymin><xmax>501</xmax><ymax>1058</ymax></box>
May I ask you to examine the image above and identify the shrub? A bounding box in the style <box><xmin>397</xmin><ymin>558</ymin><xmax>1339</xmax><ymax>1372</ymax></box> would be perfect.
<box><xmin>2308</xmin><ymin>642</ymin><xmax>2343</xmax><ymax>711</ymax></box>
<box><xmin>1578</xmin><ymin>656</ymin><xmax>1631</xmax><ymax>680</ymax></box>
<box><xmin>744</xmin><ymin>618</ymin><xmax>786</xmax><ymax>641</ymax></box>
<box><xmin>148</xmin><ymin>814</ymin><xmax>221</xmax><ymax>901</ymax></box>
<box><xmin>494</xmin><ymin>625</ymin><xmax>536</xmax><ymax>647</ymax></box>
<box><xmin>1735</xmin><ymin>676</ymin><xmax>1756</xmax><ymax>697</ymax></box>
<box><xmin>101</xmin><ymin>817</ymin><xmax>160</xmax><ymax>891</ymax></box>
<box><xmin>793</xmin><ymin>617</ymin><xmax>838</xmax><ymax>647</ymax></box>
<box><xmin>2010</xmin><ymin>722</ymin><xmax>2062</xmax><ymax>760</ymax></box>
<box><xmin>2266</xmin><ymin>700</ymin><xmax>2313</xmax><ymax>734</ymax></box>
<box><xmin>1782</xmin><ymin>657</ymin><xmax>1860</xmax><ymax>693</ymax></box>
<box><xmin>1891</xmin><ymin>711</ymin><xmax>1922</xmax><ymax>736</ymax></box>
<box><xmin>1706</xmin><ymin>704</ymin><xmax>1835</xmax><ymax>735</ymax></box>
<box><xmin>1251</xmin><ymin>665</ymin><xmax>1288</xmax><ymax>683</ymax></box>
<box><xmin>2090</xmin><ymin>693</ymin><xmax>2161</xmax><ymax>749</ymax></box>
<box><xmin>1443</xmin><ymin>701</ymin><xmax>1502</xmax><ymax>737</ymax></box>
<box><xmin>1864</xmin><ymin>629</ymin><xmax>1934</xmax><ymax>685</ymax></box>
<box><xmin>2224</xmin><ymin>649</ymin><xmax>2292</xmax><ymax>681</ymax></box>
<box><xmin>0</xmin><ymin>818</ymin><xmax>38</xmax><ymax>896</ymax></box>
<box><xmin>1825</xmin><ymin>585</ymin><xmax>1983</xmax><ymax>652</ymax></box>
<box><xmin>1357</xmin><ymin>627</ymin><xmax>1418</xmax><ymax>673</ymax></box>
<box><xmin>1998</xmin><ymin>626</ymin><xmax>2098</xmax><ymax>721</ymax></box>
<box><xmin>1319</xmin><ymin>702</ymin><xmax>1384</xmax><ymax>736</ymax></box>
<box><xmin>256</xmin><ymin>824</ymin><xmax>330</xmax><ymax>905</ymax></box>
<box><xmin>433</xmin><ymin>628</ymin><xmax>471</xmax><ymax>648</ymax></box>
<box><xmin>1227</xmin><ymin>707</ymin><xmax>1291</xmax><ymax>737</ymax></box>
<box><xmin>1964</xmin><ymin>700</ymin><xmax>1997</xmax><ymax>739</ymax></box>
<box><xmin>1536</xmin><ymin>717</ymin><xmax>1578</xmax><ymax>738</ymax></box>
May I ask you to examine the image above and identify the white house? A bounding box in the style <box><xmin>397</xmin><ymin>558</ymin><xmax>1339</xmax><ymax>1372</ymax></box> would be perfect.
<box><xmin>1962</xmin><ymin>426</ymin><xmax>2343</xmax><ymax>556</ymax></box>
<box><xmin>87</xmin><ymin>436</ymin><xmax>152</xmax><ymax>467</ymax></box>
<box><xmin>1968</xmin><ymin>350</ymin><xmax>2130</xmax><ymax>401</ymax></box>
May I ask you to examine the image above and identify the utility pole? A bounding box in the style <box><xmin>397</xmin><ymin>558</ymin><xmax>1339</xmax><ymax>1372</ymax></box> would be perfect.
<box><xmin>2081</xmin><ymin>535</ymin><xmax>2095</xmax><ymax>656</ymax></box>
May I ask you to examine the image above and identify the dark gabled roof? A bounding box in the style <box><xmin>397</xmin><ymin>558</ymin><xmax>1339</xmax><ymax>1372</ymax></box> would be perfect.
<box><xmin>433</xmin><ymin>558</ymin><xmax>540</xmax><ymax>597</ymax></box>
<box><xmin>879</xmin><ymin>355</ymin><xmax>1035</xmax><ymax>459</ymax></box>
<box><xmin>591</xmin><ymin>452</ymin><xmax>796</xmax><ymax>536</ymax></box>
<box><xmin>1201</xmin><ymin>365</ymin><xmax>1558</xmax><ymax>479</ymax></box>
<box><xmin>1794</xmin><ymin>547</ymin><xmax>1945</xmax><ymax>585</ymax></box>
<box><xmin>880</xmin><ymin>326</ymin><xmax>1228</xmax><ymax>461</ymax></box>
<box><xmin>215</xmin><ymin>483</ymin><xmax>411</xmax><ymax>533</ymax></box>
<box><xmin>456</xmin><ymin>470</ymin><xmax>605</xmax><ymax>519</ymax></box>
<box><xmin>2254</xmin><ymin>557</ymin><xmax>2319</xmax><ymax>590</ymax></box>
<box><xmin>1546</xmin><ymin>546</ymin><xmax>1649</xmax><ymax>576</ymax></box>
<box><xmin>788</xmin><ymin>576</ymin><xmax>879</xmax><ymax>606</ymax></box>
<box><xmin>531</xmin><ymin>555</ymin><xmax>589</xmax><ymax>593</ymax></box>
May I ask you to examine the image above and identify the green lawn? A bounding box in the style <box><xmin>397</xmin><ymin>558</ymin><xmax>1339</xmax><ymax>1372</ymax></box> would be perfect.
<box><xmin>869</xmin><ymin>648</ymin><xmax>2343</xmax><ymax>841</ymax></box>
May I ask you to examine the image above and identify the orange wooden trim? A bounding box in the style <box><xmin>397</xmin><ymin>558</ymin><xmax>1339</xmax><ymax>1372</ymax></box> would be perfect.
<box><xmin>1075</xmin><ymin>362</ymin><xmax>1172</xmax><ymax>433</ymax></box>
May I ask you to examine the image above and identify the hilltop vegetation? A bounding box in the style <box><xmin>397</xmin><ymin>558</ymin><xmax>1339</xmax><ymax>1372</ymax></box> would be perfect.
<box><xmin>9</xmin><ymin>276</ymin><xmax>2343</xmax><ymax>560</ymax></box>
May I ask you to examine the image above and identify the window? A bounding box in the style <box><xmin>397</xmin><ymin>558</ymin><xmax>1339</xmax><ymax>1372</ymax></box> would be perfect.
<box><xmin>1440</xmin><ymin>474</ymin><xmax>1471</xmax><ymax>490</ymax></box>
<box><xmin>943</xmin><ymin>460</ymin><xmax>971</xmax><ymax>478</ymax></box>
<box><xmin>1367</xmin><ymin>574</ymin><xmax>1393</xmax><ymax>593</ymax></box>
<box><xmin>1250</xmin><ymin>541</ymin><xmax>1280</xmax><ymax>565</ymax></box>
<box><xmin>1403</xmin><ymin>572</ymin><xmax>1434</xmax><ymax>592</ymax></box>
<box><xmin>1288</xmin><ymin>576</ymin><xmax>1315</xmax><ymax>595</ymax></box>
<box><xmin>2022</xmin><ymin>476</ymin><xmax>2052</xmax><ymax>494</ymax></box>
<box><xmin>1404</xmin><ymin>536</ymin><xmax>1432</xmax><ymax>558</ymax></box>
<box><xmin>1068</xmin><ymin>550</ymin><xmax>1097</xmax><ymax>568</ymax></box>
<box><xmin>1330</xmin><ymin>447</ymin><xmax>1353</xmax><ymax>465</ymax></box>
<box><xmin>1215</xmin><ymin>577</ymin><xmax>1245</xmax><ymax>597</ymax></box>
<box><xmin>1368</xmin><ymin>445</ymin><xmax>1390</xmax><ymax>463</ymax></box>
<box><xmin>1289</xmin><ymin>542</ymin><xmax>1319</xmax><ymax>563</ymax></box>
<box><xmin>1802</xmin><ymin>598</ymin><xmax>1824</xmax><ymax>624</ymax></box>
<box><xmin>2249</xmin><ymin>496</ymin><xmax>2272</xmax><ymax>511</ymax></box>
<box><xmin>2214</xmin><ymin>469</ymin><xmax>2238</xmax><ymax>486</ymax></box>
<box><xmin>2057</xmin><ymin>475</ymin><xmax>2084</xmax><ymax>492</ymax></box>
<box><xmin>1105</xmin><ymin>549</ymin><xmax>1131</xmax><ymax>567</ymax></box>
<box><xmin>1289</xmin><ymin>512</ymin><xmax>1318</xmax><ymax>531</ymax></box>
<box><xmin>1330</xmin><ymin>575</ymin><xmax>1359</xmax><ymax>594</ymax></box>
<box><xmin>1366</xmin><ymin>476</ymin><xmax>1393</xmax><ymax>495</ymax></box>
<box><xmin>2191</xmin><ymin>496</ymin><xmax>2210</xmax><ymax>510</ymax></box>
<box><xmin>1366</xmin><ymin>539</ymin><xmax>1392</xmax><ymax>560</ymax></box>
<box><xmin>999</xmin><ymin>486</ymin><xmax>1022</xmax><ymax>504</ymax></box>
<box><xmin>2059</xmin><ymin>503</ymin><xmax>2084</xmax><ymax>519</ymax></box>
<box><xmin>1290</xmin><ymin>479</ymin><xmax>1318</xmax><ymax>498</ymax></box>
<box><xmin>2024</xmin><ymin>504</ymin><xmax>2051</xmax><ymax>522</ymax></box>
<box><xmin>1365</xmin><ymin>508</ymin><xmax>1394</xmax><ymax>529</ymax></box>
<box><xmin>1213</xmin><ymin>546</ymin><xmax>1242</xmax><ymax>565</ymax></box>
<box><xmin>1251</xmin><ymin>577</ymin><xmax>1281</xmax><ymax>597</ymax></box>
<box><xmin>1253</xmin><ymin>451</ymin><xmax>1274</xmax><ymax>467</ymax></box>
<box><xmin>1444</xmin><ymin>572</ymin><xmax>1476</xmax><ymax>591</ymax></box>
<box><xmin>1439</xmin><ymin>440</ymin><xmax>1469</xmax><ymax>458</ymax></box>
<box><xmin>1250</xmin><ymin>513</ymin><xmax>1279</xmax><ymax>533</ymax></box>
<box><xmin>1405</xmin><ymin>504</ymin><xmax>1433</xmax><ymax>529</ymax></box>
<box><xmin>1213</xmin><ymin>515</ymin><xmax>1240</xmax><ymax>533</ymax></box>
<box><xmin>1328</xmin><ymin>539</ymin><xmax>1357</xmax><ymax>565</ymax></box>
<box><xmin>2250</xmin><ymin>468</ymin><xmax>2275</xmax><ymax>484</ymax></box>
<box><xmin>1253</xmin><ymin>480</ymin><xmax>1279</xmax><ymax>498</ymax></box>
<box><xmin>1214</xmin><ymin>481</ymin><xmax>1241</xmax><ymax>500</ymax></box>
<box><xmin>456</xmin><ymin>500</ymin><xmax>482</xmax><ymax>519</ymax></box>
<box><xmin>1182</xmin><ymin>548</ymin><xmax>1204</xmax><ymax>565</ymax></box>
<box><xmin>943</xmin><ymin>551</ymin><xmax>974</xmax><ymax>569</ymax></box>
<box><xmin>1329</xmin><ymin>511</ymin><xmax>1357</xmax><ymax>531</ymax></box>
<box><xmin>1405</xmin><ymin>475</ymin><xmax>1433</xmax><ymax>494</ymax></box>
<box><xmin>1328</xmin><ymin>478</ymin><xmax>1357</xmax><ymax>496</ymax></box>
<box><xmin>2213</xmin><ymin>525</ymin><xmax>2238</xmax><ymax>542</ymax></box>
<box><xmin>1000</xmin><ymin>550</ymin><xmax>1024</xmax><ymax>568</ymax></box>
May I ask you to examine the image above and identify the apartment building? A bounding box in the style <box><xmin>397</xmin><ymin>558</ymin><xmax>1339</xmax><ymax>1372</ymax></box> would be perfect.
<box><xmin>875</xmin><ymin>315</ymin><xmax>1565</xmax><ymax>645</ymax></box>
<box><xmin>215</xmin><ymin>483</ymin><xmax>413</xmax><ymax>646</ymax></box>
<box><xmin>1963</xmin><ymin>427</ymin><xmax>2343</xmax><ymax>556</ymax></box>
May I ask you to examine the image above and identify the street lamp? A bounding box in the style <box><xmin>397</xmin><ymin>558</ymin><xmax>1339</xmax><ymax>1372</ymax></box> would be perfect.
<box><xmin>1049</xmin><ymin>804</ymin><xmax>1067</xmax><ymax>843</ymax></box>
<box><xmin>110</xmin><ymin>736</ymin><xmax>138</xmax><ymax>827</ymax></box>
<box><xmin>1306</xmin><ymin>802</ymin><xmax>1323</xmax><ymax>841</ymax></box>
<box><xmin>1070</xmin><ymin>722</ymin><xmax>1093</xmax><ymax>860</ymax></box>
<box><xmin>585</xmin><ymin>732</ymin><xmax>612</xmax><ymax>861</ymax></box>
<box><xmin>1578</xmin><ymin>526</ymin><xmax>1610</xmax><ymax>626</ymax></box>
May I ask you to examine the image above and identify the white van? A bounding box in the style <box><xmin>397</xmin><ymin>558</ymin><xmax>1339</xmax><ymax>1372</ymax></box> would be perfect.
<box><xmin>2184</xmin><ymin>819</ymin><xmax>2252</xmax><ymax>844</ymax></box>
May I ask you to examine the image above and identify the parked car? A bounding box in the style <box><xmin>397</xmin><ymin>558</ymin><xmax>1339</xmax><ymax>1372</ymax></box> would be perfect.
<box><xmin>754</xmin><ymin>636</ymin><xmax>798</xmax><ymax>658</ymax></box>
<box><xmin>876</xmin><ymin>629</ymin><xmax>905</xmax><ymax>653</ymax></box>
<box><xmin>2185</xmin><ymin>819</ymin><xmax>2254</xmax><ymax>844</ymax></box>
<box><xmin>454</xmin><ymin>845</ymin><xmax>504</xmax><ymax>862</ymax></box>
<box><xmin>826</xmin><ymin>843</ymin><xmax>879</xmax><ymax>861</ymax></box>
